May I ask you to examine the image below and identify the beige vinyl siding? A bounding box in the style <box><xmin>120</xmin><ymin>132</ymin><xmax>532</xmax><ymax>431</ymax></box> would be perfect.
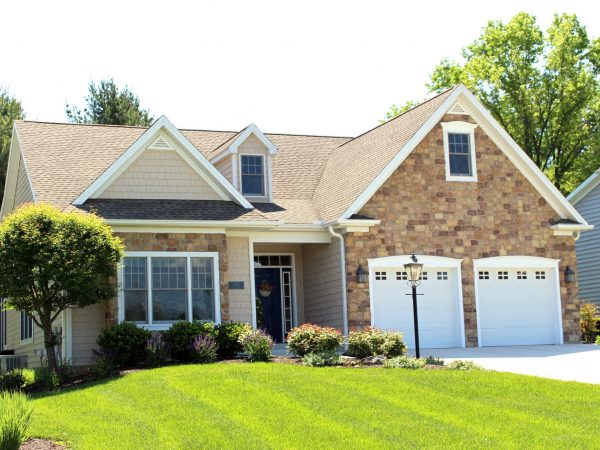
<box><xmin>254</xmin><ymin>244</ymin><xmax>305</xmax><ymax>324</ymax></box>
<box><xmin>14</xmin><ymin>154</ymin><xmax>34</xmax><ymax>207</ymax></box>
<box><xmin>238</xmin><ymin>135</ymin><xmax>270</xmax><ymax>202</ymax></box>
<box><xmin>226</xmin><ymin>236</ymin><xmax>252</xmax><ymax>323</ymax></box>
<box><xmin>99</xmin><ymin>149</ymin><xmax>221</xmax><ymax>200</ymax></box>
<box><xmin>301</xmin><ymin>241</ymin><xmax>343</xmax><ymax>329</ymax></box>
<box><xmin>215</xmin><ymin>156</ymin><xmax>233</xmax><ymax>184</ymax></box>
<box><xmin>5</xmin><ymin>310</ymin><xmax>63</xmax><ymax>368</ymax></box>
<box><xmin>70</xmin><ymin>303</ymin><xmax>105</xmax><ymax>366</ymax></box>
<box><xmin>575</xmin><ymin>182</ymin><xmax>600</xmax><ymax>305</ymax></box>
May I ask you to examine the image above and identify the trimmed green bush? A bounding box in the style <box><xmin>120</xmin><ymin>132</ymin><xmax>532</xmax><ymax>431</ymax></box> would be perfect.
<box><xmin>424</xmin><ymin>356</ymin><xmax>445</xmax><ymax>366</ymax></box>
<box><xmin>216</xmin><ymin>322</ymin><xmax>252</xmax><ymax>359</ymax></box>
<box><xmin>0</xmin><ymin>391</ymin><xmax>32</xmax><ymax>450</ymax></box>
<box><xmin>596</xmin><ymin>335</ymin><xmax>600</xmax><ymax>345</ymax></box>
<box><xmin>0</xmin><ymin>370</ymin><xmax>26</xmax><ymax>392</ymax></box>
<box><xmin>447</xmin><ymin>360</ymin><xmax>482</xmax><ymax>371</ymax></box>
<box><xmin>239</xmin><ymin>329</ymin><xmax>273</xmax><ymax>362</ymax></box>
<box><xmin>302</xmin><ymin>350</ymin><xmax>342</xmax><ymax>367</ymax></box>
<box><xmin>383</xmin><ymin>356</ymin><xmax>426</xmax><ymax>369</ymax></box>
<box><xmin>347</xmin><ymin>327</ymin><xmax>406</xmax><ymax>358</ymax></box>
<box><xmin>164</xmin><ymin>321</ymin><xmax>216</xmax><ymax>362</ymax></box>
<box><xmin>286</xmin><ymin>324</ymin><xmax>344</xmax><ymax>357</ymax></box>
<box><xmin>97</xmin><ymin>322</ymin><xmax>151</xmax><ymax>367</ymax></box>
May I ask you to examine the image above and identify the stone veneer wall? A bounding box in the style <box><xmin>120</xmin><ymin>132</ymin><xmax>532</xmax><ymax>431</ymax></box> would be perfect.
<box><xmin>106</xmin><ymin>232</ymin><xmax>229</xmax><ymax>325</ymax></box>
<box><xmin>345</xmin><ymin>114</ymin><xmax>579</xmax><ymax>345</ymax></box>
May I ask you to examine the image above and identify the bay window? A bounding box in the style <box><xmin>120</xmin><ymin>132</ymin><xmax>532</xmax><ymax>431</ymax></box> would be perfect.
<box><xmin>120</xmin><ymin>252</ymin><xmax>220</xmax><ymax>329</ymax></box>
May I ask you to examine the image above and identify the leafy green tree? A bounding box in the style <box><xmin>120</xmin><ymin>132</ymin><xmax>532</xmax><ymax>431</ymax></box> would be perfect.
<box><xmin>0</xmin><ymin>204</ymin><xmax>124</xmax><ymax>374</ymax></box>
<box><xmin>380</xmin><ymin>100</ymin><xmax>419</xmax><ymax>123</ymax></box>
<box><xmin>0</xmin><ymin>89</ymin><xmax>25</xmax><ymax>207</ymax></box>
<box><xmin>427</xmin><ymin>12</ymin><xmax>600</xmax><ymax>193</ymax></box>
<box><xmin>66</xmin><ymin>78</ymin><xmax>153</xmax><ymax>126</ymax></box>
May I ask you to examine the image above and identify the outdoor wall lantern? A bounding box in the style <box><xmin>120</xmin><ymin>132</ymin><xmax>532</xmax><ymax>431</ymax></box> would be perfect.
<box><xmin>565</xmin><ymin>266</ymin><xmax>575</xmax><ymax>283</ymax></box>
<box><xmin>356</xmin><ymin>265</ymin><xmax>368</xmax><ymax>284</ymax></box>
<box><xmin>404</xmin><ymin>252</ymin><xmax>424</xmax><ymax>359</ymax></box>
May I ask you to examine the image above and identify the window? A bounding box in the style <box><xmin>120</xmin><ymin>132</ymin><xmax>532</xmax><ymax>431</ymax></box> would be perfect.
<box><xmin>20</xmin><ymin>312</ymin><xmax>33</xmax><ymax>341</ymax></box>
<box><xmin>240</xmin><ymin>155</ymin><xmax>265</xmax><ymax>196</ymax></box>
<box><xmin>478</xmin><ymin>271</ymin><xmax>490</xmax><ymax>280</ymax></box>
<box><xmin>421</xmin><ymin>271</ymin><xmax>428</xmax><ymax>281</ymax></box>
<box><xmin>254</xmin><ymin>255</ymin><xmax>292</xmax><ymax>267</ymax></box>
<box><xmin>375</xmin><ymin>271</ymin><xmax>387</xmax><ymax>281</ymax></box>
<box><xmin>437</xmin><ymin>271</ymin><xmax>448</xmax><ymax>280</ymax></box>
<box><xmin>121</xmin><ymin>253</ymin><xmax>219</xmax><ymax>328</ymax></box>
<box><xmin>498</xmin><ymin>271</ymin><xmax>509</xmax><ymax>280</ymax></box>
<box><xmin>517</xmin><ymin>271</ymin><xmax>528</xmax><ymax>280</ymax></box>
<box><xmin>535</xmin><ymin>271</ymin><xmax>546</xmax><ymax>280</ymax></box>
<box><xmin>441</xmin><ymin>121</ymin><xmax>478</xmax><ymax>182</ymax></box>
<box><xmin>396</xmin><ymin>271</ymin><xmax>407</xmax><ymax>281</ymax></box>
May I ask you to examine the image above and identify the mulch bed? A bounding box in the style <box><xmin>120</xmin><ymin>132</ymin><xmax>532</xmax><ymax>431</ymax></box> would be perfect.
<box><xmin>20</xmin><ymin>439</ymin><xmax>66</xmax><ymax>450</ymax></box>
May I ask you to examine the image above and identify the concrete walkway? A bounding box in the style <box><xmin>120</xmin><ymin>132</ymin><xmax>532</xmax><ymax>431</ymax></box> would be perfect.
<box><xmin>411</xmin><ymin>344</ymin><xmax>600</xmax><ymax>384</ymax></box>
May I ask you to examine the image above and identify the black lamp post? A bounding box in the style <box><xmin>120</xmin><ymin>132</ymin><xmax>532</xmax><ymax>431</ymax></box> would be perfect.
<box><xmin>404</xmin><ymin>252</ymin><xmax>424</xmax><ymax>359</ymax></box>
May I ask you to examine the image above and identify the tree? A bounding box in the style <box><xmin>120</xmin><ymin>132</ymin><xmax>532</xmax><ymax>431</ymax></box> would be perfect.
<box><xmin>0</xmin><ymin>89</ymin><xmax>25</xmax><ymax>207</ymax></box>
<box><xmin>66</xmin><ymin>78</ymin><xmax>153</xmax><ymax>126</ymax></box>
<box><xmin>380</xmin><ymin>100</ymin><xmax>419</xmax><ymax>123</ymax></box>
<box><xmin>0</xmin><ymin>204</ymin><xmax>124</xmax><ymax>374</ymax></box>
<box><xmin>428</xmin><ymin>13</ymin><xmax>600</xmax><ymax>193</ymax></box>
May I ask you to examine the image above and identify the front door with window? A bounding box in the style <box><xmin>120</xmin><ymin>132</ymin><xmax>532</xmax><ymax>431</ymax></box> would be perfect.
<box><xmin>255</xmin><ymin>268</ymin><xmax>283</xmax><ymax>343</ymax></box>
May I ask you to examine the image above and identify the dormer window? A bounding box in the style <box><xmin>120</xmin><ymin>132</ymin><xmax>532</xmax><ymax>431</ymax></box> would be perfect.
<box><xmin>241</xmin><ymin>155</ymin><xmax>265</xmax><ymax>196</ymax></box>
<box><xmin>441</xmin><ymin>121</ymin><xmax>478</xmax><ymax>182</ymax></box>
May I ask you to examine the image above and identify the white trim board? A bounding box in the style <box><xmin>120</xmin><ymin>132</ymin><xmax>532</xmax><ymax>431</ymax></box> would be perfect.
<box><xmin>568</xmin><ymin>170</ymin><xmax>600</xmax><ymax>206</ymax></box>
<box><xmin>73</xmin><ymin>116</ymin><xmax>252</xmax><ymax>209</ymax></box>
<box><xmin>211</xmin><ymin>124</ymin><xmax>278</xmax><ymax>164</ymax></box>
<box><xmin>339</xmin><ymin>85</ymin><xmax>588</xmax><ymax>226</ymax></box>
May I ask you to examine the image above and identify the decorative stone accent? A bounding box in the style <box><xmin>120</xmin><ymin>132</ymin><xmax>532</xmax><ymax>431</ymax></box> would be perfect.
<box><xmin>345</xmin><ymin>114</ymin><xmax>580</xmax><ymax>345</ymax></box>
<box><xmin>106</xmin><ymin>232</ymin><xmax>229</xmax><ymax>325</ymax></box>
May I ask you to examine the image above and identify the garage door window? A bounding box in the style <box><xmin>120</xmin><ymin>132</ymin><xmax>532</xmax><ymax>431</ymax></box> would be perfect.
<box><xmin>516</xmin><ymin>271</ymin><xmax>528</xmax><ymax>280</ymax></box>
<box><xmin>437</xmin><ymin>271</ymin><xmax>448</xmax><ymax>280</ymax></box>
<box><xmin>478</xmin><ymin>271</ymin><xmax>490</xmax><ymax>280</ymax></box>
<box><xmin>535</xmin><ymin>271</ymin><xmax>546</xmax><ymax>279</ymax></box>
<box><xmin>497</xmin><ymin>271</ymin><xmax>508</xmax><ymax>280</ymax></box>
<box><xmin>375</xmin><ymin>271</ymin><xmax>387</xmax><ymax>281</ymax></box>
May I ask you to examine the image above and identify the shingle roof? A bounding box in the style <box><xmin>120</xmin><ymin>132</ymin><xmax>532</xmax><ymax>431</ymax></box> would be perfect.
<box><xmin>14</xmin><ymin>88</ymin><xmax>456</xmax><ymax>225</ymax></box>
<box><xmin>78</xmin><ymin>199</ymin><xmax>271</xmax><ymax>222</ymax></box>
<box><xmin>313</xmin><ymin>87</ymin><xmax>458</xmax><ymax>222</ymax></box>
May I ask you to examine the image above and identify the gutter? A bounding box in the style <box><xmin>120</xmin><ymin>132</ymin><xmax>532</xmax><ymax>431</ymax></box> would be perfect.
<box><xmin>328</xmin><ymin>226</ymin><xmax>348</xmax><ymax>337</ymax></box>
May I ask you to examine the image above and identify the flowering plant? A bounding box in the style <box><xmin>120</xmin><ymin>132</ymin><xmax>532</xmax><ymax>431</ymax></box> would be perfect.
<box><xmin>286</xmin><ymin>324</ymin><xmax>343</xmax><ymax>357</ymax></box>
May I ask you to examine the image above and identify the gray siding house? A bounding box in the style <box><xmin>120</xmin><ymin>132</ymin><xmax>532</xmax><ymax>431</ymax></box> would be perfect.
<box><xmin>569</xmin><ymin>169</ymin><xmax>600</xmax><ymax>305</ymax></box>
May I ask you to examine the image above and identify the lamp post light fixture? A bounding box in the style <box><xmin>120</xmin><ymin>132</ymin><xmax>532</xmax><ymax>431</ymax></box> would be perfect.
<box><xmin>404</xmin><ymin>252</ymin><xmax>424</xmax><ymax>359</ymax></box>
<box><xmin>356</xmin><ymin>265</ymin><xmax>368</xmax><ymax>284</ymax></box>
<box><xmin>565</xmin><ymin>266</ymin><xmax>575</xmax><ymax>283</ymax></box>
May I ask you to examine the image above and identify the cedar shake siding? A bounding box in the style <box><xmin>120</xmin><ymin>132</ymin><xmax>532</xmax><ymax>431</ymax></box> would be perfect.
<box><xmin>345</xmin><ymin>114</ymin><xmax>579</xmax><ymax>344</ymax></box>
<box><xmin>14</xmin><ymin>153</ymin><xmax>33</xmax><ymax>207</ymax></box>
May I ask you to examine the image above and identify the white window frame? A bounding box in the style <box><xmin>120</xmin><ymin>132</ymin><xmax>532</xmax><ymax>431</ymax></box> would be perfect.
<box><xmin>441</xmin><ymin>121</ymin><xmax>478</xmax><ymax>182</ymax></box>
<box><xmin>20</xmin><ymin>311</ymin><xmax>33</xmax><ymax>342</ymax></box>
<box><xmin>118</xmin><ymin>251</ymin><xmax>221</xmax><ymax>331</ymax></box>
<box><xmin>239</xmin><ymin>154</ymin><xmax>267</xmax><ymax>198</ymax></box>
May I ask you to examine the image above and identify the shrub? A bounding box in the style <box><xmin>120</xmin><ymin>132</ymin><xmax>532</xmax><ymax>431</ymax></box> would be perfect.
<box><xmin>0</xmin><ymin>370</ymin><xmax>26</xmax><ymax>392</ymax></box>
<box><xmin>164</xmin><ymin>321</ymin><xmax>216</xmax><ymax>362</ymax></box>
<box><xmin>89</xmin><ymin>350</ymin><xmax>117</xmax><ymax>380</ymax></box>
<box><xmin>239</xmin><ymin>329</ymin><xmax>273</xmax><ymax>362</ymax></box>
<box><xmin>302</xmin><ymin>350</ymin><xmax>342</xmax><ymax>367</ymax></box>
<box><xmin>347</xmin><ymin>327</ymin><xmax>406</xmax><ymax>358</ymax></box>
<box><xmin>424</xmin><ymin>356</ymin><xmax>445</xmax><ymax>366</ymax></box>
<box><xmin>145</xmin><ymin>332</ymin><xmax>170</xmax><ymax>368</ymax></box>
<box><xmin>383</xmin><ymin>356</ymin><xmax>426</xmax><ymax>369</ymax></box>
<box><xmin>580</xmin><ymin>303</ymin><xmax>599</xmax><ymax>343</ymax></box>
<box><xmin>97</xmin><ymin>322</ymin><xmax>151</xmax><ymax>367</ymax></box>
<box><xmin>286</xmin><ymin>324</ymin><xmax>344</xmax><ymax>357</ymax></box>
<box><xmin>216</xmin><ymin>322</ymin><xmax>252</xmax><ymax>359</ymax></box>
<box><xmin>191</xmin><ymin>335</ymin><xmax>218</xmax><ymax>364</ymax></box>
<box><xmin>447</xmin><ymin>360</ymin><xmax>482</xmax><ymax>371</ymax></box>
<box><xmin>0</xmin><ymin>392</ymin><xmax>32</xmax><ymax>450</ymax></box>
<box><xmin>596</xmin><ymin>335</ymin><xmax>600</xmax><ymax>345</ymax></box>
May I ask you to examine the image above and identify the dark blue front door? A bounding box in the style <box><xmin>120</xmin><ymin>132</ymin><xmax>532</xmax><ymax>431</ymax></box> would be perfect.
<box><xmin>255</xmin><ymin>268</ymin><xmax>283</xmax><ymax>343</ymax></box>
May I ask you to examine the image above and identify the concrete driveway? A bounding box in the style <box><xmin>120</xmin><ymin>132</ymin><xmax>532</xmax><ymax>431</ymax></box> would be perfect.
<box><xmin>409</xmin><ymin>344</ymin><xmax>600</xmax><ymax>384</ymax></box>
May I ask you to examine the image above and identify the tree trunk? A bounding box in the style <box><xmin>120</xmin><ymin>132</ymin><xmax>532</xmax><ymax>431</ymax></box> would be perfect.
<box><xmin>40</xmin><ymin>316</ymin><xmax>58</xmax><ymax>374</ymax></box>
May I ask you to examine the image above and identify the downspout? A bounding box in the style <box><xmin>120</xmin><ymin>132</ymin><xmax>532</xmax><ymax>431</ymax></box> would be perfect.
<box><xmin>328</xmin><ymin>226</ymin><xmax>348</xmax><ymax>336</ymax></box>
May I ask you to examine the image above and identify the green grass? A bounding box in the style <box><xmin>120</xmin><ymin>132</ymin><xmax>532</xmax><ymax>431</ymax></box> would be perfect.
<box><xmin>29</xmin><ymin>364</ymin><xmax>600</xmax><ymax>449</ymax></box>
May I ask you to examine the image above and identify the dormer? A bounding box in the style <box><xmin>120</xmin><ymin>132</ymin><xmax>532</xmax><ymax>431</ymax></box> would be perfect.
<box><xmin>210</xmin><ymin>124</ymin><xmax>278</xmax><ymax>203</ymax></box>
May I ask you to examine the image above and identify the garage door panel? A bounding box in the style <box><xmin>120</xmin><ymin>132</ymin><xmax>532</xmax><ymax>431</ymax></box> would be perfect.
<box><xmin>372</xmin><ymin>267</ymin><xmax>462</xmax><ymax>349</ymax></box>
<box><xmin>477</xmin><ymin>266</ymin><xmax>560</xmax><ymax>346</ymax></box>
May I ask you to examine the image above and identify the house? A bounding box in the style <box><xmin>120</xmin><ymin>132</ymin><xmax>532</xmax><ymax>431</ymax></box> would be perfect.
<box><xmin>568</xmin><ymin>169</ymin><xmax>600</xmax><ymax>305</ymax></box>
<box><xmin>0</xmin><ymin>85</ymin><xmax>591</xmax><ymax>367</ymax></box>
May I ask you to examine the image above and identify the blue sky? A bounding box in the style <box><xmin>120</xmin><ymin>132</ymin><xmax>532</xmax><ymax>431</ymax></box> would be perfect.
<box><xmin>2</xmin><ymin>0</ymin><xmax>599</xmax><ymax>136</ymax></box>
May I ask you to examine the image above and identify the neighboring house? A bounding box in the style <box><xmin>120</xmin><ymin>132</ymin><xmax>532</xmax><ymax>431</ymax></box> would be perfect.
<box><xmin>568</xmin><ymin>169</ymin><xmax>600</xmax><ymax>305</ymax></box>
<box><xmin>0</xmin><ymin>85</ymin><xmax>591</xmax><ymax>367</ymax></box>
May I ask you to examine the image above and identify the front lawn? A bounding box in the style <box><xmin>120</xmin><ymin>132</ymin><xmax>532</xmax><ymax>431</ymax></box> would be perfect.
<box><xmin>30</xmin><ymin>364</ymin><xmax>600</xmax><ymax>449</ymax></box>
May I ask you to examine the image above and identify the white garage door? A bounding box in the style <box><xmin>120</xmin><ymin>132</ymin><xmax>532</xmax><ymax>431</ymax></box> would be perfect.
<box><xmin>476</xmin><ymin>264</ymin><xmax>561</xmax><ymax>346</ymax></box>
<box><xmin>371</xmin><ymin>265</ymin><xmax>463</xmax><ymax>349</ymax></box>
